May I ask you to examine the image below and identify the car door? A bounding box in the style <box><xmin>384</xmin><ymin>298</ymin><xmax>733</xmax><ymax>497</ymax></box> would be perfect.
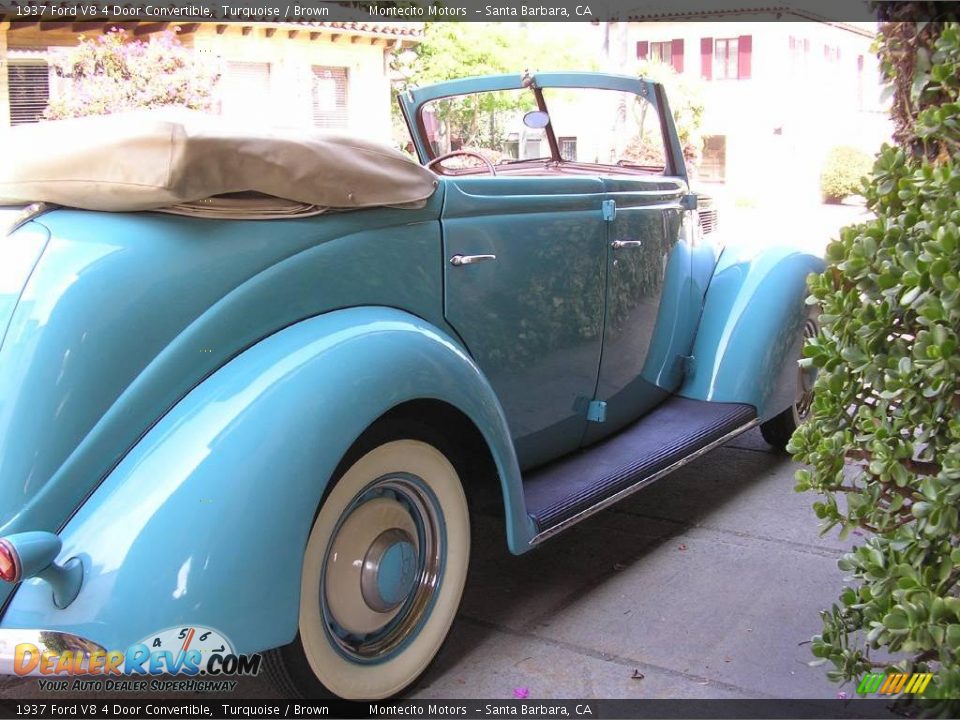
<box><xmin>399</xmin><ymin>72</ymin><xmax>693</xmax><ymax>466</ymax></box>
<box><xmin>441</xmin><ymin>176</ymin><xmax>608</xmax><ymax>469</ymax></box>
<box><xmin>528</xmin><ymin>83</ymin><xmax>698</xmax><ymax>447</ymax></box>
<box><xmin>582</xmin><ymin>176</ymin><xmax>695</xmax><ymax>446</ymax></box>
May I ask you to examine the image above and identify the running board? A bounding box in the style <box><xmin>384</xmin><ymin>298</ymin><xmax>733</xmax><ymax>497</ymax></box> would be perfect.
<box><xmin>524</xmin><ymin>397</ymin><xmax>757</xmax><ymax>545</ymax></box>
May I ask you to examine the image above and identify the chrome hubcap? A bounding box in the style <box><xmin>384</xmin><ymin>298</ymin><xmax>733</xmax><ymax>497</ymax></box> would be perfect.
<box><xmin>321</xmin><ymin>474</ymin><xmax>443</xmax><ymax>662</ymax></box>
<box><xmin>361</xmin><ymin>528</ymin><xmax>418</xmax><ymax>612</ymax></box>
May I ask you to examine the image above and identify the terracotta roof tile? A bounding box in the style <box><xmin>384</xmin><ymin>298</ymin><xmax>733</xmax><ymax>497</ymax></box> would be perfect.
<box><xmin>286</xmin><ymin>21</ymin><xmax>423</xmax><ymax>37</ymax></box>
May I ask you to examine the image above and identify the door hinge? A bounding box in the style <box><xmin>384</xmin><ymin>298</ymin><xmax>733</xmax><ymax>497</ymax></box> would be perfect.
<box><xmin>587</xmin><ymin>400</ymin><xmax>607</xmax><ymax>423</ymax></box>
<box><xmin>601</xmin><ymin>199</ymin><xmax>616</xmax><ymax>222</ymax></box>
<box><xmin>679</xmin><ymin>354</ymin><xmax>696</xmax><ymax>376</ymax></box>
<box><xmin>680</xmin><ymin>193</ymin><xmax>698</xmax><ymax>212</ymax></box>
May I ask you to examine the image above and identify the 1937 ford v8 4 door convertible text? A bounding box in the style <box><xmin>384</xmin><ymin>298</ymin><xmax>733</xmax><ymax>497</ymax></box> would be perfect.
<box><xmin>0</xmin><ymin>72</ymin><xmax>821</xmax><ymax>699</ymax></box>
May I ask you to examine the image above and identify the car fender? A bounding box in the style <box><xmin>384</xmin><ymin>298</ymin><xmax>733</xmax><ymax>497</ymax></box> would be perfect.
<box><xmin>679</xmin><ymin>242</ymin><xmax>824</xmax><ymax>420</ymax></box>
<box><xmin>0</xmin><ymin>307</ymin><xmax>529</xmax><ymax>655</ymax></box>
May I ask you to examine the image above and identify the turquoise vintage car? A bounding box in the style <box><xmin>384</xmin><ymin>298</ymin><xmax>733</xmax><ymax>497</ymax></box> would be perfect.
<box><xmin>0</xmin><ymin>72</ymin><xmax>821</xmax><ymax>699</ymax></box>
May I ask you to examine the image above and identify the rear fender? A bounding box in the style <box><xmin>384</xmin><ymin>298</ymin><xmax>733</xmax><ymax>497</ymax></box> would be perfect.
<box><xmin>679</xmin><ymin>243</ymin><xmax>824</xmax><ymax>420</ymax></box>
<box><xmin>0</xmin><ymin>307</ymin><xmax>527</xmax><ymax>655</ymax></box>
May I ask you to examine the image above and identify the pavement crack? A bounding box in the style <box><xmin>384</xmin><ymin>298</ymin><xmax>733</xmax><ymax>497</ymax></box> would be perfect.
<box><xmin>608</xmin><ymin>508</ymin><xmax>847</xmax><ymax>558</ymax></box>
<box><xmin>458</xmin><ymin>614</ymin><xmax>775</xmax><ymax>699</ymax></box>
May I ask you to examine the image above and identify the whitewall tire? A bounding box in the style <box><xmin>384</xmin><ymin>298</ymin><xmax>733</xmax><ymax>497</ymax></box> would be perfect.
<box><xmin>267</xmin><ymin>434</ymin><xmax>470</xmax><ymax>699</ymax></box>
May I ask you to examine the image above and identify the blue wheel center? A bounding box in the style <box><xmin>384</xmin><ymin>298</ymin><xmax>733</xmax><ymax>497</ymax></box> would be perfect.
<box><xmin>376</xmin><ymin>540</ymin><xmax>417</xmax><ymax>606</ymax></box>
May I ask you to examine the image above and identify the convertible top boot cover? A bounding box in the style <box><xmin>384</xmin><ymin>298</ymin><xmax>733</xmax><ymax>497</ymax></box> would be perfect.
<box><xmin>0</xmin><ymin>110</ymin><xmax>438</xmax><ymax>213</ymax></box>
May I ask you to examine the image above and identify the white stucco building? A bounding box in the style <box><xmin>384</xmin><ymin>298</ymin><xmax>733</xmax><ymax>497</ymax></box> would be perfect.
<box><xmin>617</xmin><ymin>9</ymin><xmax>890</xmax><ymax>203</ymax></box>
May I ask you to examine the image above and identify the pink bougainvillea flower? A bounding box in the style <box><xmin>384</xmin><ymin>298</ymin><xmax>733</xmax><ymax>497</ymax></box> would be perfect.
<box><xmin>513</xmin><ymin>687</ymin><xmax>529</xmax><ymax>699</ymax></box>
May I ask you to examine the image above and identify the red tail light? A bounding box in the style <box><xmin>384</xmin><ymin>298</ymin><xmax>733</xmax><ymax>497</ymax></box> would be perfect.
<box><xmin>0</xmin><ymin>540</ymin><xmax>20</xmax><ymax>583</ymax></box>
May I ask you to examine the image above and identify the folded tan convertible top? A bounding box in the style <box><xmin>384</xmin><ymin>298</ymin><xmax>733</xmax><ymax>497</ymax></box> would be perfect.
<box><xmin>0</xmin><ymin>110</ymin><xmax>438</xmax><ymax>217</ymax></box>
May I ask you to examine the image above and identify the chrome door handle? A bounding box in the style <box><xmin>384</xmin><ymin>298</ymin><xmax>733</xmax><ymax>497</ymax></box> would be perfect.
<box><xmin>450</xmin><ymin>254</ymin><xmax>497</xmax><ymax>267</ymax></box>
<box><xmin>611</xmin><ymin>240</ymin><xmax>643</xmax><ymax>249</ymax></box>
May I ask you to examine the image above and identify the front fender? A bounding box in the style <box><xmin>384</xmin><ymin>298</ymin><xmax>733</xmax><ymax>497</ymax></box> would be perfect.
<box><xmin>679</xmin><ymin>243</ymin><xmax>824</xmax><ymax>420</ymax></box>
<box><xmin>1</xmin><ymin>307</ymin><xmax>527</xmax><ymax>655</ymax></box>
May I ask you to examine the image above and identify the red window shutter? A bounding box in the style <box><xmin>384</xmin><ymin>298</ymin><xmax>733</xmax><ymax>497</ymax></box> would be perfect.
<box><xmin>671</xmin><ymin>38</ymin><xmax>684</xmax><ymax>73</ymax></box>
<box><xmin>700</xmin><ymin>37</ymin><xmax>713</xmax><ymax>79</ymax></box>
<box><xmin>637</xmin><ymin>41</ymin><xmax>649</xmax><ymax>60</ymax></box>
<box><xmin>738</xmin><ymin>34</ymin><xmax>752</xmax><ymax>79</ymax></box>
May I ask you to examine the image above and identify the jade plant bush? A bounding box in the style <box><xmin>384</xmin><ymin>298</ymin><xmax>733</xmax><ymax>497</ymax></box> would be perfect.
<box><xmin>789</xmin><ymin>19</ymin><xmax>960</xmax><ymax>702</ymax></box>
<box><xmin>820</xmin><ymin>146</ymin><xmax>873</xmax><ymax>204</ymax></box>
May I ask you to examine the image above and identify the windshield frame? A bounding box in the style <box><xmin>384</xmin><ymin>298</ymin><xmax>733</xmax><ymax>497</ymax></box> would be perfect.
<box><xmin>398</xmin><ymin>71</ymin><xmax>687</xmax><ymax>182</ymax></box>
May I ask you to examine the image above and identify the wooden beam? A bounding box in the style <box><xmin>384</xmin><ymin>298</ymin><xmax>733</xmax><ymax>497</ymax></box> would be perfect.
<box><xmin>288</xmin><ymin>29</ymin><xmax>299</xmax><ymax>39</ymax></box>
<box><xmin>216</xmin><ymin>24</ymin><xmax>227</xmax><ymax>34</ymax></box>
<box><xmin>177</xmin><ymin>23</ymin><xmax>200</xmax><ymax>35</ymax></box>
<box><xmin>309</xmin><ymin>31</ymin><xmax>321</xmax><ymax>41</ymax></box>
<box><xmin>39</xmin><ymin>21</ymin><xmax>71</xmax><ymax>31</ymax></box>
<box><xmin>241</xmin><ymin>26</ymin><xmax>252</xmax><ymax>36</ymax></box>
<box><xmin>133</xmin><ymin>22</ymin><xmax>169</xmax><ymax>36</ymax></box>
<box><xmin>264</xmin><ymin>27</ymin><xmax>276</xmax><ymax>38</ymax></box>
<box><xmin>331</xmin><ymin>33</ymin><xmax>342</xmax><ymax>43</ymax></box>
<box><xmin>72</xmin><ymin>22</ymin><xmax>107</xmax><ymax>33</ymax></box>
<box><xmin>8</xmin><ymin>22</ymin><xmax>40</xmax><ymax>31</ymax></box>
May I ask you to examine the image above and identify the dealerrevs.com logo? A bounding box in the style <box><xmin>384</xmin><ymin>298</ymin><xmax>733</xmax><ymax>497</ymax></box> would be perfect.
<box><xmin>15</xmin><ymin>626</ymin><xmax>261</xmax><ymax>693</ymax></box>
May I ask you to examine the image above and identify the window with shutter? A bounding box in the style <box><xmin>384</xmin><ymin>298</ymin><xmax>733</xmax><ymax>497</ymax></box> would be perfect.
<box><xmin>222</xmin><ymin>61</ymin><xmax>272</xmax><ymax>120</ymax></box>
<box><xmin>737</xmin><ymin>35</ymin><xmax>752</xmax><ymax>79</ymax></box>
<box><xmin>671</xmin><ymin>39</ymin><xmax>685</xmax><ymax>73</ymax></box>
<box><xmin>701</xmin><ymin>135</ymin><xmax>726</xmax><ymax>181</ymax></box>
<box><xmin>711</xmin><ymin>36</ymin><xmax>751</xmax><ymax>80</ymax></box>
<box><xmin>650</xmin><ymin>41</ymin><xmax>673</xmax><ymax>66</ymax></box>
<box><xmin>312</xmin><ymin>66</ymin><xmax>348</xmax><ymax>130</ymax></box>
<box><xmin>857</xmin><ymin>54</ymin><xmax>865</xmax><ymax>110</ymax></box>
<box><xmin>700</xmin><ymin>38</ymin><xmax>713</xmax><ymax>80</ymax></box>
<box><xmin>714</xmin><ymin>37</ymin><xmax>739</xmax><ymax>80</ymax></box>
<box><xmin>558</xmin><ymin>137</ymin><xmax>577</xmax><ymax>161</ymax></box>
<box><xmin>7</xmin><ymin>60</ymin><xmax>50</xmax><ymax>125</ymax></box>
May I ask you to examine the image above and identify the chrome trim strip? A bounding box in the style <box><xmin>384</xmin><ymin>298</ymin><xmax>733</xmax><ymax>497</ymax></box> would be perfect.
<box><xmin>3</xmin><ymin>203</ymin><xmax>54</xmax><ymax>237</ymax></box>
<box><xmin>528</xmin><ymin>418</ymin><xmax>760</xmax><ymax>546</ymax></box>
<box><xmin>0</xmin><ymin>629</ymin><xmax>106</xmax><ymax>676</ymax></box>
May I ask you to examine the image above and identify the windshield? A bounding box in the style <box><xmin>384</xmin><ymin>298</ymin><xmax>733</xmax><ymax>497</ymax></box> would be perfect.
<box><xmin>418</xmin><ymin>85</ymin><xmax>666</xmax><ymax>172</ymax></box>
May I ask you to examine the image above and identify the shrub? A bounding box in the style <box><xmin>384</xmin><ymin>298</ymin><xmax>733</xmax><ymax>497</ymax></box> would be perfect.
<box><xmin>790</xmin><ymin>20</ymin><xmax>960</xmax><ymax>705</ymax></box>
<box><xmin>44</xmin><ymin>28</ymin><xmax>220</xmax><ymax>120</ymax></box>
<box><xmin>820</xmin><ymin>146</ymin><xmax>873</xmax><ymax>204</ymax></box>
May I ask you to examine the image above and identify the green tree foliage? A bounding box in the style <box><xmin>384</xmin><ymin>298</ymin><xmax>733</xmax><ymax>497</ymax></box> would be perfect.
<box><xmin>790</xmin><ymin>17</ymin><xmax>960</xmax><ymax>705</ymax></box>
<box><xmin>407</xmin><ymin>22</ymin><xmax>590</xmax><ymax>87</ymax></box>
<box><xmin>44</xmin><ymin>28</ymin><xmax>220</xmax><ymax>120</ymax></box>
<box><xmin>392</xmin><ymin>23</ymin><xmax>590</xmax><ymax>151</ymax></box>
<box><xmin>820</xmin><ymin>146</ymin><xmax>873</xmax><ymax>204</ymax></box>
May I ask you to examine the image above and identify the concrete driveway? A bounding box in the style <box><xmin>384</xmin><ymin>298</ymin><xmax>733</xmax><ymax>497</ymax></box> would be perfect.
<box><xmin>414</xmin><ymin>427</ymin><xmax>847</xmax><ymax>701</ymax></box>
<box><xmin>0</xmin><ymin>427</ymin><xmax>850</xmax><ymax>702</ymax></box>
